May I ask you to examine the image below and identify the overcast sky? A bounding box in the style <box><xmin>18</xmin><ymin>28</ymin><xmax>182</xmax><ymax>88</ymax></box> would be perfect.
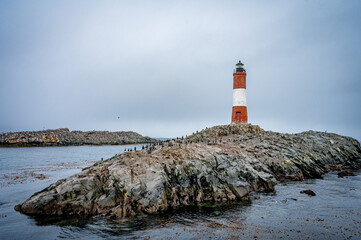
<box><xmin>1</xmin><ymin>1</ymin><xmax>360</xmax><ymax>140</ymax></box>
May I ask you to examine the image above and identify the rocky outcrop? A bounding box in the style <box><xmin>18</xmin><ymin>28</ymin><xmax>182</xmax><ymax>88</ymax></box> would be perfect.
<box><xmin>0</xmin><ymin>128</ymin><xmax>157</xmax><ymax>147</ymax></box>
<box><xmin>15</xmin><ymin>124</ymin><xmax>361</xmax><ymax>218</ymax></box>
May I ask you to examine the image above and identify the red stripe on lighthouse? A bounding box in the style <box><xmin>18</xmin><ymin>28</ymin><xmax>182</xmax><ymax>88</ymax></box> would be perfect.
<box><xmin>232</xmin><ymin>106</ymin><xmax>247</xmax><ymax>123</ymax></box>
<box><xmin>233</xmin><ymin>73</ymin><xmax>246</xmax><ymax>89</ymax></box>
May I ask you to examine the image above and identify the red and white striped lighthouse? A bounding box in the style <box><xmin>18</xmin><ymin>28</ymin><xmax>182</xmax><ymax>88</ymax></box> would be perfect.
<box><xmin>231</xmin><ymin>60</ymin><xmax>248</xmax><ymax>124</ymax></box>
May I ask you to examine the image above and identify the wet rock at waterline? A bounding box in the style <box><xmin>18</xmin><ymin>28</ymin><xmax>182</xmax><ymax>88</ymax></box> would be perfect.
<box><xmin>15</xmin><ymin>124</ymin><xmax>361</xmax><ymax>218</ymax></box>
<box><xmin>337</xmin><ymin>170</ymin><xmax>357</xmax><ymax>178</ymax></box>
<box><xmin>300</xmin><ymin>189</ymin><xmax>316</xmax><ymax>196</ymax></box>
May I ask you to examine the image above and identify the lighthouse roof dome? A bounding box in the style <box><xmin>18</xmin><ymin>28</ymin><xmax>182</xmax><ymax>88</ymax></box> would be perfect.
<box><xmin>236</xmin><ymin>60</ymin><xmax>244</xmax><ymax>66</ymax></box>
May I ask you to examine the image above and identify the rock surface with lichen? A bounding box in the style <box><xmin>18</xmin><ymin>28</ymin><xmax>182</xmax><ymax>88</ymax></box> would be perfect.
<box><xmin>0</xmin><ymin>128</ymin><xmax>157</xmax><ymax>147</ymax></box>
<box><xmin>14</xmin><ymin>124</ymin><xmax>361</xmax><ymax>218</ymax></box>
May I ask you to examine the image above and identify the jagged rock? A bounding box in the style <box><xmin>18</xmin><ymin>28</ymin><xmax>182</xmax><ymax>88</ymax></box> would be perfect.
<box><xmin>300</xmin><ymin>189</ymin><xmax>316</xmax><ymax>196</ymax></box>
<box><xmin>0</xmin><ymin>128</ymin><xmax>157</xmax><ymax>147</ymax></box>
<box><xmin>337</xmin><ymin>171</ymin><xmax>356</xmax><ymax>178</ymax></box>
<box><xmin>14</xmin><ymin>124</ymin><xmax>361</xmax><ymax>218</ymax></box>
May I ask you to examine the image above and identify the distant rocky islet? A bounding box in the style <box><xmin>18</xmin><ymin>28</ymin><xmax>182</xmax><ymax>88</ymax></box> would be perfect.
<box><xmin>15</xmin><ymin>124</ymin><xmax>361</xmax><ymax>218</ymax></box>
<box><xmin>0</xmin><ymin>128</ymin><xmax>157</xmax><ymax>147</ymax></box>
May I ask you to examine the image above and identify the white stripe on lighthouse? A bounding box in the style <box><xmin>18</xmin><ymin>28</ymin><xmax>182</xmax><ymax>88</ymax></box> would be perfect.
<box><xmin>233</xmin><ymin>88</ymin><xmax>247</xmax><ymax>106</ymax></box>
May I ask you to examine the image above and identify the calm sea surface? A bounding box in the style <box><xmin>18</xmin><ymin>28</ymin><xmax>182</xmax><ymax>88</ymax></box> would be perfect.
<box><xmin>0</xmin><ymin>146</ymin><xmax>360</xmax><ymax>239</ymax></box>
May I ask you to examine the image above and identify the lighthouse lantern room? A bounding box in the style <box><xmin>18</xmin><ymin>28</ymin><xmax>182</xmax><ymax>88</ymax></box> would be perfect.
<box><xmin>231</xmin><ymin>60</ymin><xmax>248</xmax><ymax>124</ymax></box>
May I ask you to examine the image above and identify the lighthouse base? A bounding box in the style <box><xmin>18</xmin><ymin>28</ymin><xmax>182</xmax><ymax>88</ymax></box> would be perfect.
<box><xmin>231</xmin><ymin>106</ymin><xmax>248</xmax><ymax>124</ymax></box>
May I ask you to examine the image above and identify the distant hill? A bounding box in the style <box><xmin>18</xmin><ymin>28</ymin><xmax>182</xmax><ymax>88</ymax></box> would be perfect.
<box><xmin>0</xmin><ymin>128</ymin><xmax>158</xmax><ymax>147</ymax></box>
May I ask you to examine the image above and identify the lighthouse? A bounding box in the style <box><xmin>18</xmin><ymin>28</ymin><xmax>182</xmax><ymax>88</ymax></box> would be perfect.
<box><xmin>231</xmin><ymin>60</ymin><xmax>248</xmax><ymax>124</ymax></box>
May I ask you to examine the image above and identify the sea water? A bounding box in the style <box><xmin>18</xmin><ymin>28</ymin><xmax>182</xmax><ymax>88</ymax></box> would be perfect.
<box><xmin>0</xmin><ymin>146</ymin><xmax>360</xmax><ymax>239</ymax></box>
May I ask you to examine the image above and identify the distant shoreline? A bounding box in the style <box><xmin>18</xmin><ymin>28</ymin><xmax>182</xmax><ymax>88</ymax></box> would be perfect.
<box><xmin>0</xmin><ymin>128</ymin><xmax>159</xmax><ymax>147</ymax></box>
<box><xmin>0</xmin><ymin>142</ymin><xmax>154</xmax><ymax>148</ymax></box>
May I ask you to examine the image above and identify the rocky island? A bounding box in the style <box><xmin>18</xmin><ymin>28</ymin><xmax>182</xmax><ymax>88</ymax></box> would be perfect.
<box><xmin>0</xmin><ymin>128</ymin><xmax>157</xmax><ymax>147</ymax></box>
<box><xmin>15</xmin><ymin>124</ymin><xmax>361</xmax><ymax>218</ymax></box>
